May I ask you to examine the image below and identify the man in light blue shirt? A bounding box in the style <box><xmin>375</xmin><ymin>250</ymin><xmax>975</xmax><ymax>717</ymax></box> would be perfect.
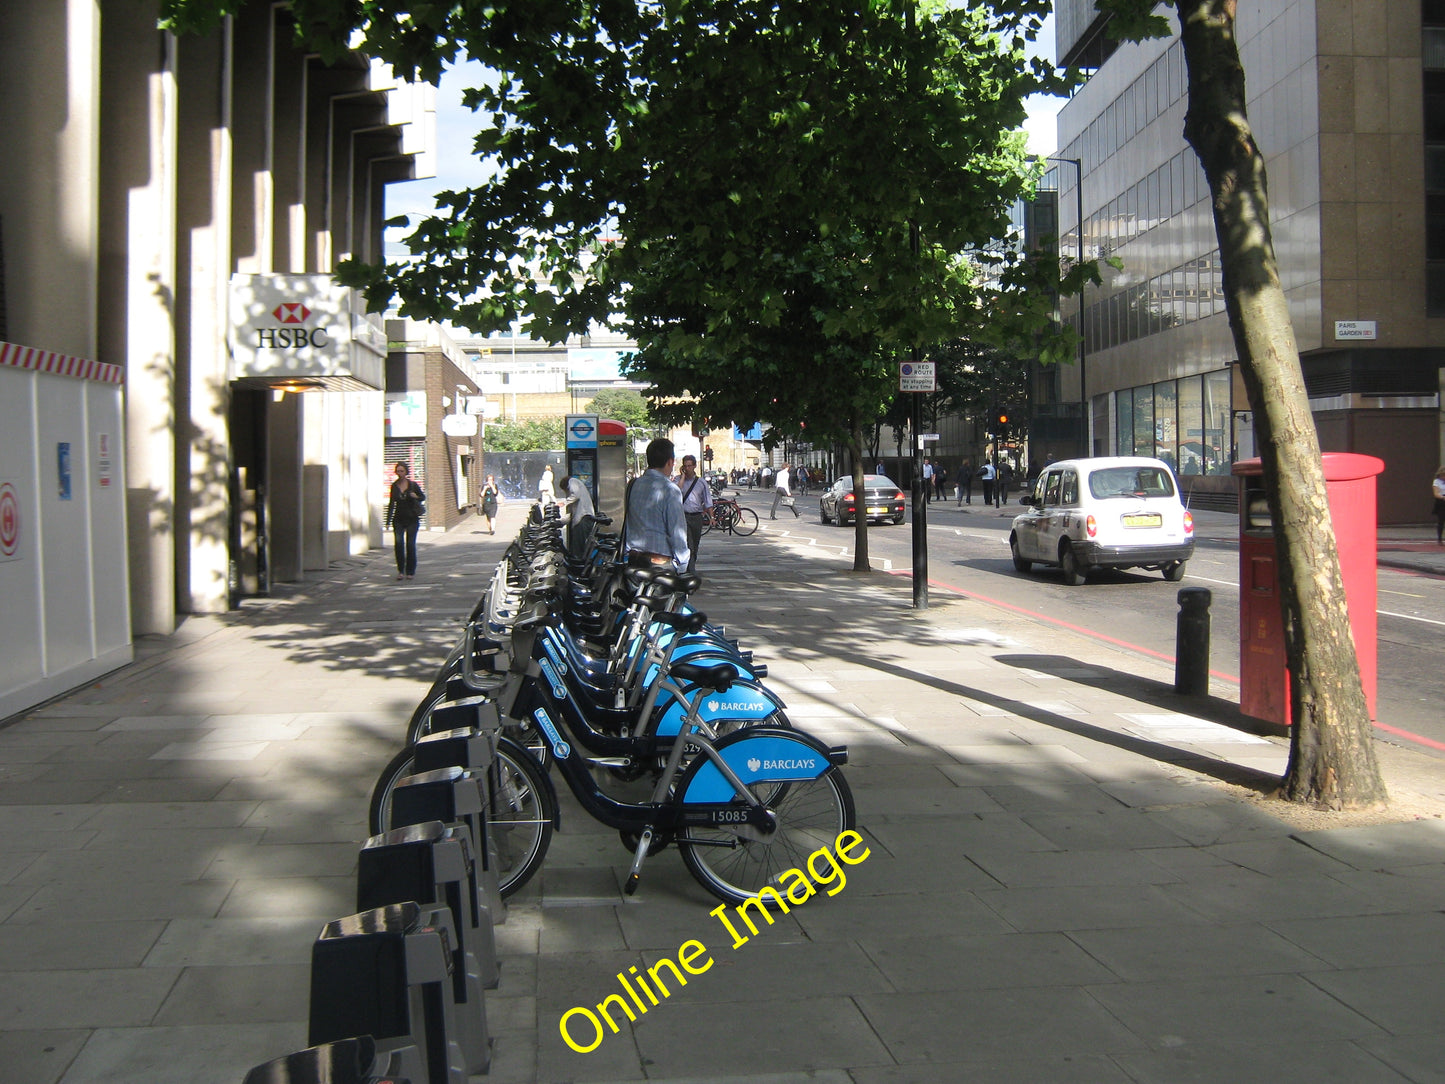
<box><xmin>625</xmin><ymin>438</ymin><xmax>690</xmax><ymax>570</ymax></box>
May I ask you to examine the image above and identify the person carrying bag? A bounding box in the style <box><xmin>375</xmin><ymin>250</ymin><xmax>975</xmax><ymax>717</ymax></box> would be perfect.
<box><xmin>385</xmin><ymin>462</ymin><xmax>425</xmax><ymax>579</ymax></box>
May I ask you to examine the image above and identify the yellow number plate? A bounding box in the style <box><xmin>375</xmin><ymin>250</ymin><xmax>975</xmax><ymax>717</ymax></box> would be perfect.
<box><xmin>867</xmin><ymin>506</ymin><xmax>886</xmax><ymax>514</ymax></box>
<box><xmin>1122</xmin><ymin>513</ymin><xmax>1163</xmax><ymax>527</ymax></box>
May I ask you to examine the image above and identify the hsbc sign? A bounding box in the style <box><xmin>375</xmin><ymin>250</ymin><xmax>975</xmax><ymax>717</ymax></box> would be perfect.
<box><xmin>256</xmin><ymin>299</ymin><xmax>328</xmax><ymax>349</ymax></box>
<box><xmin>229</xmin><ymin>273</ymin><xmax>384</xmax><ymax>390</ymax></box>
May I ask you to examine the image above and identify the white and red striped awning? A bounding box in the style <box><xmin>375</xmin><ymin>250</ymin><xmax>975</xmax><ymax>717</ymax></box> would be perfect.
<box><xmin>0</xmin><ymin>341</ymin><xmax>123</xmax><ymax>385</ymax></box>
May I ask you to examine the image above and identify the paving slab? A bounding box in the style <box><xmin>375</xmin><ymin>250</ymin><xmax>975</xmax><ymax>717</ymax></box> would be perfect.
<box><xmin>1111</xmin><ymin>1039</ymin><xmax>1417</xmax><ymax>1084</ymax></box>
<box><xmin>1067</xmin><ymin>921</ymin><xmax>1330</xmax><ymax>982</ymax></box>
<box><xmin>151</xmin><ymin>962</ymin><xmax>311</xmax><ymax>1025</ymax></box>
<box><xmin>855</xmin><ymin>986</ymin><xmax>1145</xmax><ymax>1064</ymax></box>
<box><xmin>0</xmin><ymin>1029</ymin><xmax>93</xmax><ymax>1084</ymax></box>
<box><xmin>1089</xmin><ymin>971</ymin><xmax>1391</xmax><ymax>1049</ymax></box>
<box><xmin>58</xmin><ymin>1023</ymin><xmax>307</xmax><ymax>1084</ymax></box>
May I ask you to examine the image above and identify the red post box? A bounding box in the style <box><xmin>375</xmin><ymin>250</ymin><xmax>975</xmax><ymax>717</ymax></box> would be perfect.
<box><xmin>1232</xmin><ymin>453</ymin><xmax>1381</xmax><ymax>725</ymax></box>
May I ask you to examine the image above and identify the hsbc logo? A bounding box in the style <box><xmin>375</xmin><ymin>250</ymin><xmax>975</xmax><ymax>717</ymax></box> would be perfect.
<box><xmin>256</xmin><ymin>300</ymin><xmax>328</xmax><ymax>349</ymax></box>
<box><xmin>273</xmin><ymin>303</ymin><xmax>310</xmax><ymax>323</ymax></box>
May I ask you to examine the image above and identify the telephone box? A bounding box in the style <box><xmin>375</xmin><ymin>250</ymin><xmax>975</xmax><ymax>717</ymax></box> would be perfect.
<box><xmin>564</xmin><ymin>415</ymin><xmax>628</xmax><ymax>531</ymax></box>
<box><xmin>1233</xmin><ymin>453</ymin><xmax>1381</xmax><ymax>725</ymax></box>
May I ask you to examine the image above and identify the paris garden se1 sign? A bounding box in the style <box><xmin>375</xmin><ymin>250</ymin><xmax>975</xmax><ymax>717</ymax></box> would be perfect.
<box><xmin>1334</xmin><ymin>320</ymin><xmax>1377</xmax><ymax>340</ymax></box>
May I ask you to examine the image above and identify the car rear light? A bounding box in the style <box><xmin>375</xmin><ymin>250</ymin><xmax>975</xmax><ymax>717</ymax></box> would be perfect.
<box><xmin>1183</xmin><ymin>510</ymin><xmax>1194</xmax><ymax>534</ymax></box>
<box><xmin>1086</xmin><ymin>514</ymin><xmax>1097</xmax><ymax>538</ymax></box>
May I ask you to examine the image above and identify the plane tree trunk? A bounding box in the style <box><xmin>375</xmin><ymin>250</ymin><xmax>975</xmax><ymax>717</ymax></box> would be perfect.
<box><xmin>1177</xmin><ymin>0</ymin><xmax>1385</xmax><ymax>808</ymax></box>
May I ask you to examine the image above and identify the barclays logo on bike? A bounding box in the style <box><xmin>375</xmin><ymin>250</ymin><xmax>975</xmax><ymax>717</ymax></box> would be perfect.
<box><xmin>532</xmin><ymin>708</ymin><xmax>571</xmax><ymax>760</ymax></box>
<box><xmin>746</xmin><ymin>757</ymin><xmax>818</xmax><ymax>772</ymax></box>
<box><xmin>541</xmin><ymin>640</ymin><xmax>569</xmax><ymax>677</ymax></box>
<box><xmin>706</xmin><ymin>697</ymin><xmax>764</xmax><ymax>715</ymax></box>
<box><xmin>538</xmin><ymin>658</ymin><xmax>569</xmax><ymax>700</ymax></box>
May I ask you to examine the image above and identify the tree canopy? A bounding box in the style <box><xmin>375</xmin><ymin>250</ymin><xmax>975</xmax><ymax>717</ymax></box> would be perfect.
<box><xmin>583</xmin><ymin>388</ymin><xmax>652</xmax><ymax>431</ymax></box>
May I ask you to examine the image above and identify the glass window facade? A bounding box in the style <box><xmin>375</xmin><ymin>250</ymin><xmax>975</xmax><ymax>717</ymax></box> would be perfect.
<box><xmin>1111</xmin><ymin>371</ymin><xmax>1232</xmax><ymax>475</ymax></box>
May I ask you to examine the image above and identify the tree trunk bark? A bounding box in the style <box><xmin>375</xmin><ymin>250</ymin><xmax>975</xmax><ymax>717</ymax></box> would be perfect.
<box><xmin>849</xmin><ymin>423</ymin><xmax>871</xmax><ymax>571</ymax></box>
<box><xmin>1177</xmin><ymin>0</ymin><xmax>1385</xmax><ymax>808</ymax></box>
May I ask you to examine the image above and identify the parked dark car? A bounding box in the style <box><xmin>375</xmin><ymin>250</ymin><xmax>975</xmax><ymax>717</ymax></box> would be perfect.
<box><xmin>819</xmin><ymin>474</ymin><xmax>906</xmax><ymax>526</ymax></box>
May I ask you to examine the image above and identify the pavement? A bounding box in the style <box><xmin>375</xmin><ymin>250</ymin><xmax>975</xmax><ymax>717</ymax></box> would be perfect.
<box><xmin>3</xmin><ymin>491</ymin><xmax>1445</xmax><ymax>1083</ymax></box>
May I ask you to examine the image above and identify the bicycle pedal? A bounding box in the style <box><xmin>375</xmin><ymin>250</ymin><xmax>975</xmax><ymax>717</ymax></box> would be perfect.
<box><xmin>624</xmin><ymin>873</ymin><xmax>640</xmax><ymax>895</ymax></box>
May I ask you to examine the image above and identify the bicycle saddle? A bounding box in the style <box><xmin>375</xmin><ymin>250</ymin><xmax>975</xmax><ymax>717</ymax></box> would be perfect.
<box><xmin>652</xmin><ymin>610</ymin><xmax>709</xmax><ymax>635</ymax></box>
<box><xmin>669</xmin><ymin>660</ymin><xmax>737</xmax><ymax>692</ymax></box>
<box><xmin>625</xmin><ymin>568</ymin><xmax>702</xmax><ymax>594</ymax></box>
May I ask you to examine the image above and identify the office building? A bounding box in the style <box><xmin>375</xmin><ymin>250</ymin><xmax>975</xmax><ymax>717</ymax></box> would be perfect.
<box><xmin>1053</xmin><ymin>0</ymin><xmax>1440</xmax><ymax>520</ymax></box>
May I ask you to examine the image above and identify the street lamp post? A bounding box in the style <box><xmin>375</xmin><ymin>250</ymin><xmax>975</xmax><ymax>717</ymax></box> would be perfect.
<box><xmin>1046</xmin><ymin>156</ymin><xmax>1087</xmax><ymax>458</ymax></box>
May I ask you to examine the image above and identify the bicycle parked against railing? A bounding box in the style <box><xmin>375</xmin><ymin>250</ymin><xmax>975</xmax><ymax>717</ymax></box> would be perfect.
<box><xmin>702</xmin><ymin>496</ymin><xmax>758</xmax><ymax>536</ymax></box>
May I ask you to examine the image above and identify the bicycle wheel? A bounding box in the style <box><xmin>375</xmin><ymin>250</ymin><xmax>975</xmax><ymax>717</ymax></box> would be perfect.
<box><xmin>404</xmin><ymin>685</ymin><xmax>451</xmax><ymax>745</ymax></box>
<box><xmin>488</xmin><ymin>738</ymin><xmax>555</xmax><ymax>897</ymax></box>
<box><xmin>677</xmin><ymin>767</ymin><xmax>854</xmax><ymax>905</ymax></box>
<box><xmin>368</xmin><ymin>746</ymin><xmax>419</xmax><ymax>836</ymax></box>
<box><xmin>502</xmin><ymin>715</ymin><xmax>552</xmax><ymax>765</ymax></box>
<box><xmin>730</xmin><ymin>507</ymin><xmax>759</xmax><ymax>536</ymax></box>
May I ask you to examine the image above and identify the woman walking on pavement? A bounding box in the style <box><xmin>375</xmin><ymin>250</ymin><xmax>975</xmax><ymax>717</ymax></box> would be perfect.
<box><xmin>479</xmin><ymin>474</ymin><xmax>500</xmax><ymax>535</ymax></box>
<box><xmin>1433</xmin><ymin>465</ymin><xmax>1445</xmax><ymax>544</ymax></box>
<box><xmin>385</xmin><ymin>462</ymin><xmax>425</xmax><ymax>579</ymax></box>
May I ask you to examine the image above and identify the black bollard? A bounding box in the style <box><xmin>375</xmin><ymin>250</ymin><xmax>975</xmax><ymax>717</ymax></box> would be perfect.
<box><xmin>1175</xmin><ymin>586</ymin><xmax>1212</xmax><ymax>696</ymax></box>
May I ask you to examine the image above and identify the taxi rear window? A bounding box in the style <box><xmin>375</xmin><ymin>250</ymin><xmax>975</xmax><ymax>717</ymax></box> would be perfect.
<box><xmin>1088</xmin><ymin>466</ymin><xmax>1176</xmax><ymax>499</ymax></box>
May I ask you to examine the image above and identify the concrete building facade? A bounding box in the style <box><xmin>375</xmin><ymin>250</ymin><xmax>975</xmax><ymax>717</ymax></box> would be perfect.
<box><xmin>0</xmin><ymin>2</ymin><xmax>433</xmax><ymax>643</ymax></box>
<box><xmin>1053</xmin><ymin>0</ymin><xmax>1443</xmax><ymax>521</ymax></box>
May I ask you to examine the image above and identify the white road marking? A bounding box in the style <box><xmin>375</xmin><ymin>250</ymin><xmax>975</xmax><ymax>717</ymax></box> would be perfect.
<box><xmin>1379</xmin><ymin>609</ymin><xmax>1445</xmax><ymax>628</ymax></box>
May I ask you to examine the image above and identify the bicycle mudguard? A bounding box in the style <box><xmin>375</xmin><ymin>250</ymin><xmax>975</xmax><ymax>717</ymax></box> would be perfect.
<box><xmin>681</xmin><ymin>727</ymin><xmax>843</xmax><ymax>804</ymax></box>
<box><xmin>652</xmin><ymin>679</ymin><xmax>786</xmax><ymax>737</ymax></box>
<box><xmin>642</xmin><ymin>647</ymin><xmax>761</xmax><ymax>690</ymax></box>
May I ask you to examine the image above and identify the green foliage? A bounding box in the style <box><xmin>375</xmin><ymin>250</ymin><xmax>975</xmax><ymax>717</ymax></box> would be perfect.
<box><xmin>166</xmin><ymin>0</ymin><xmax>1093</xmax><ymax>460</ymax></box>
<box><xmin>583</xmin><ymin>388</ymin><xmax>652</xmax><ymax>430</ymax></box>
<box><xmin>607</xmin><ymin>2</ymin><xmax>1079</xmax><ymax>448</ymax></box>
<box><xmin>926</xmin><ymin>339</ymin><xmax>1029</xmax><ymax>420</ymax></box>
<box><xmin>483</xmin><ymin>416</ymin><xmax>564</xmax><ymax>452</ymax></box>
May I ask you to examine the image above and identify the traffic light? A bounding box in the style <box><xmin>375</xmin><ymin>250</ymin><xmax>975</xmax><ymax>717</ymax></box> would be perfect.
<box><xmin>995</xmin><ymin>410</ymin><xmax>1010</xmax><ymax>436</ymax></box>
<box><xmin>703</xmin><ymin>446</ymin><xmax>714</xmax><ymax>463</ymax></box>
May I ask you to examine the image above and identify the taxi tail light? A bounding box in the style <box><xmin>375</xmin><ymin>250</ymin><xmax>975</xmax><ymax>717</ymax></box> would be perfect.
<box><xmin>1183</xmin><ymin>509</ymin><xmax>1194</xmax><ymax>534</ymax></box>
<box><xmin>1086</xmin><ymin>514</ymin><xmax>1098</xmax><ymax>538</ymax></box>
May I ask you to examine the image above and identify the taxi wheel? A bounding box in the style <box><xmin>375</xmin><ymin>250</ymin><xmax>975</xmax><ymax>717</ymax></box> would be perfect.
<box><xmin>1060</xmin><ymin>543</ymin><xmax>1086</xmax><ymax>586</ymax></box>
<box><xmin>1163</xmin><ymin>560</ymin><xmax>1187</xmax><ymax>582</ymax></box>
<box><xmin>1010</xmin><ymin>534</ymin><xmax>1031</xmax><ymax>573</ymax></box>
